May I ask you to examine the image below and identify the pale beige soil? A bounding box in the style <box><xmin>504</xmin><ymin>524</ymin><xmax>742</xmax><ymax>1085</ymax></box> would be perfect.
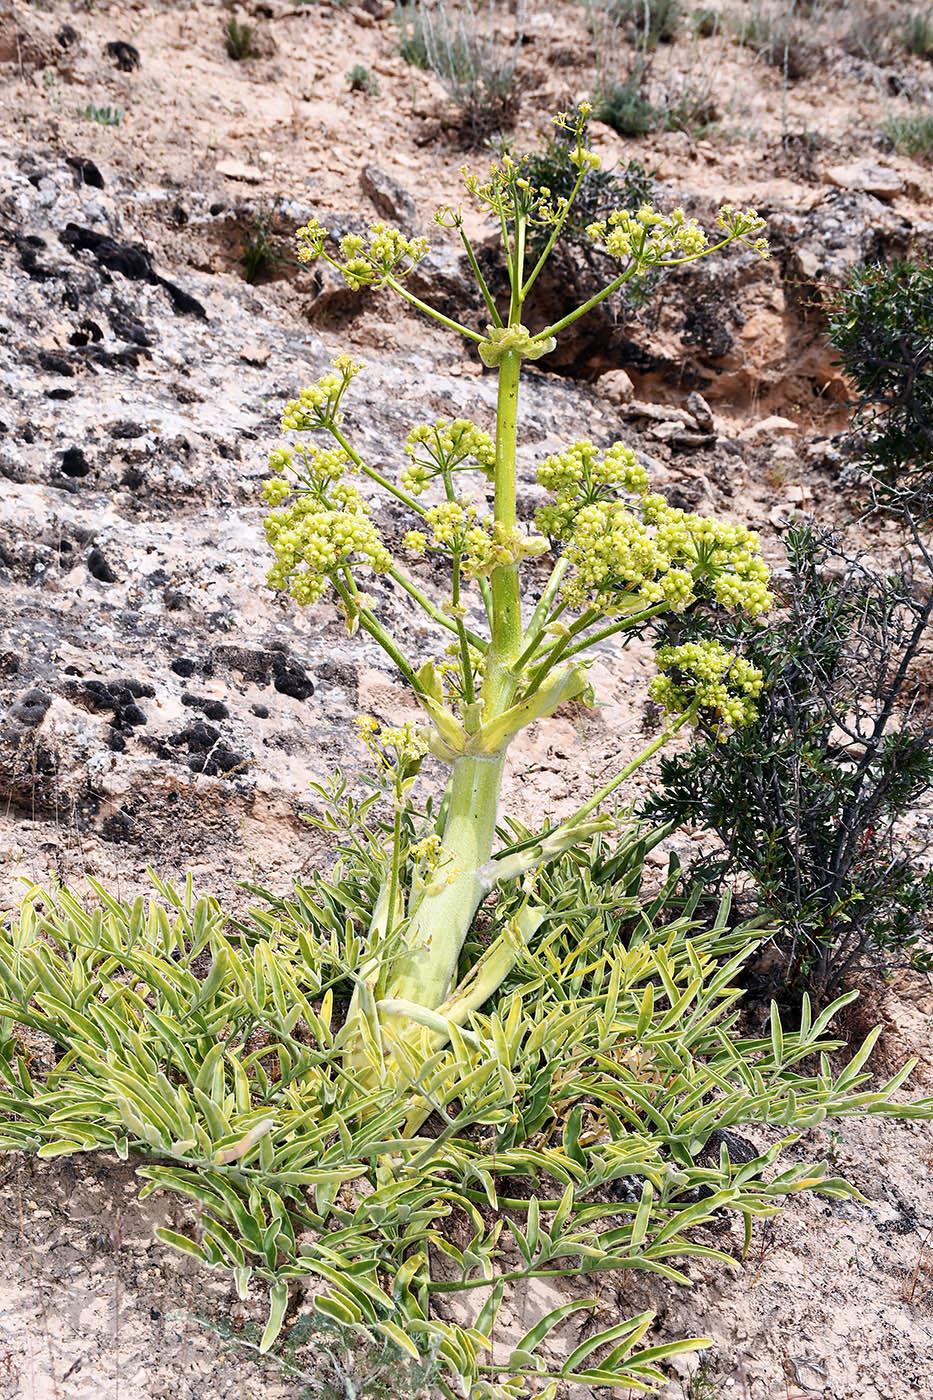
<box><xmin>1</xmin><ymin>0</ymin><xmax>932</xmax><ymax>1396</ymax></box>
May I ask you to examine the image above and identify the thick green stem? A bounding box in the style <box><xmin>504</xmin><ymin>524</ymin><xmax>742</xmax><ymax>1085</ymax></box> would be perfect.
<box><xmin>382</xmin><ymin>751</ymin><xmax>506</xmax><ymax>1012</ymax></box>
<box><xmin>381</xmin><ymin>348</ymin><xmax>525</xmax><ymax>1024</ymax></box>
<box><xmin>482</xmin><ymin>349</ymin><xmax>524</xmax><ymax>720</ymax></box>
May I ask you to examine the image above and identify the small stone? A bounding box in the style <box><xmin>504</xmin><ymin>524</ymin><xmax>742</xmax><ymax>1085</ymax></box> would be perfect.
<box><xmin>240</xmin><ymin>343</ymin><xmax>271</xmax><ymax>366</ymax></box>
<box><xmin>596</xmin><ymin>368</ymin><xmax>634</xmax><ymax>405</ymax></box>
<box><xmin>825</xmin><ymin>162</ymin><xmax>902</xmax><ymax>200</ymax></box>
<box><xmin>648</xmin><ymin>420</ymin><xmax>682</xmax><ymax>441</ymax></box>
<box><xmin>685</xmin><ymin>391</ymin><xmax>714</xmax><ymax>430</ymax></box>
<box><xmin>621</xmin><ymin>400</ymin><xmax>697</xmax><ymax>426</ymax></box>
<box><xmin>350</xmin><ymin>6</ymin><xmax>375</xmax><ymax>26</ymax></box>
<box><xmin>669</xmin><ymin>428</ymin><xmax>715</xmax><ymax>449</ymax></box>
<box><xmin>215</xmin><ymin>160</ymin><xmax>265</xmax><ymax>184</ymax></box>
<box><xmin>360</xmin><ymin>165</ymin><xmax>417</xmax><ymax>232</ymax></box>
<box><xmin>739</xmin><ymin>415</ymin><xmax>798</xmax><ymax>442</ymax></box>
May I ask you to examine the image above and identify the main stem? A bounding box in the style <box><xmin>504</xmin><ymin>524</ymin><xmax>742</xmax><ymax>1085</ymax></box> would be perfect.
<box><xmin>382</xmin><ymin>350</ymin><xmax>524</xmax><ymax>1014</ymax></box>
<box><xmin>483</xmin><ymin>349</ymin><xmax>524</xmax><ymax>720</ymax></box>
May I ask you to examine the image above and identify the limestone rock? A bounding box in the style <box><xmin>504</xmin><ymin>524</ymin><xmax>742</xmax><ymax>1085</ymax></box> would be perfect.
<box><xmin>739</xmin><ymin>415</ymin><xmax>798</xmax><ymax>441</ymax></box>
<box><xmin>215</xmin><ymin>159</ymin><xmax>265</xmax><ymax>185</ymax></box>
<box><xmin>360</xmin><ymin>165</ymin><xmax>417</xmax><ymax>233</ymax></box>
<box><xmin>825</xmin><ymin>162</ymin><xmax>902</xmax><ymax>200</ymax></box>
<box><xmin>685</xmin><ymin>391</ymin><xmax>714</xmax><ymax>430</ymax></box>
<box><xmin>596</xmin><ymin>368</ymin><xmax>634</xmax><ymax>405</ymax></box>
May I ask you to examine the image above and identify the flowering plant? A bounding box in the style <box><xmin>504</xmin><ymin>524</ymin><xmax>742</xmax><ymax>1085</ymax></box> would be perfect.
<box><xmin>265</xmin><ymin>108</ymin><xmax>772</xmax><ymax>1065</ymax></box>
<box><xmin>3</xmin><ymin>111</ymin><xmax>926</xmax><ymax>1400</ymax></box>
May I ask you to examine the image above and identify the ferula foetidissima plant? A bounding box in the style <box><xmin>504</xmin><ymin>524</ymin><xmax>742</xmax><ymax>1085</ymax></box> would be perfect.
<box><xmin>265</xmin><ymin>107</ymin><xmax>771</xmax><ymax>1078</ymax></box>
<box><xmin>1</xmin><ymin>109</ymin><xmax>929</xmax><ymax>1400</ymax></box>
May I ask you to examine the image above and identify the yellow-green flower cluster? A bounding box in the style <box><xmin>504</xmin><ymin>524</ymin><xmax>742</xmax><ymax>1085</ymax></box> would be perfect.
<box><xmin>262</xmin><ymin>444</ymin><xmax>358</xmax><ymax>510</ymax></box>
<box><xmin>716</xmin><ymin>204</ymin><xmax>771</xmax><ymax>258</ymax></box>
<box><xmin>264</xmin><ymin>483</ymin><xmax>391</xmax><ymax>606</ymax></box>
<box><xmin>402</xmin><ymin>418</ymin><xmax>496</xmax><ymax>495</ymax></box>
<box><xmin>343</xmin><ymin>224</ymin><xmax>430</xmax><ymax>290</ymax></box>
<box><xmin>536</xmin><ymin>439</ymin><xmax>649</xmax><ymax>538</ymax></box>
<box><xmin>642</xmin><ymin>494</ymin><xmax>772</xmax><ymax>614</ymax></box>
<box><xmin>587</xmin><ymin>205</ymin><xmax>709</xmax><ymax>265</ymax></box>
<box><xmin>297</xmin><ymin>218</ymin><xmax>428</xmax><ymax>289</ymax></box>
<box><xmin>355</xmin><ymin>715</ymin><xmax>428</xmax><ymax>772</ymax></box>
<box><xmin>650</xmin><ymin>640</ymin><xmax>764</xmax><ymax>729</ymax></box>
<box><xmin>402</xmin><ymin>529</ymin><xmax>427</xmax><ymax>555</ymax></box>
<box><xmin>418</xmin><ymin>500</ymin><xmax>546</xmax><ymax>578</ymax></box>
<box><xmin>409</xmin><ymin>832</ymin><xmax>443</xmax><ymax>865</ymax></box>
<box><xmin>296</xmin><ymin>217</ymin><xmax>327</xmax><ymax>262</ymax></box>
<box><xmin>281</xmin><ymin>355</ymin><xmax>365</xmax><ymax>432</ymax></box>
<box><xmin>561</xmin><ymin>501</ymin><xmax>672</xmax><ymax>612</ymax></box>
<box><xmin>535</xmin><ymin>441</ymin><xmax>772</xmax><ymax>618</ymax></box>
<box><xmin>461</xmin><ymin>521</ymin><xmax>549</xmax><ymax>578</ymax></box>
<box><xmin>425</xmin><ymin>498</ymin><xmax>477</xmax><ymax>546</ymax></box>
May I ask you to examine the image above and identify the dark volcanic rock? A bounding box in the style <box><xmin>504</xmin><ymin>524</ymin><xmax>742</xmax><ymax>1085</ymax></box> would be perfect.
<box><xmin>59</xmin><ymin>224</ymin><xmax>206</xmax><ymax>319</ymax></box>
<box><xmin>8</xmin><ymin>689</ymin><xmax>52</xmax><ymax>729</ymax></box>
<box><xmin>60</xmin><ymin>446</ymin><xmax>91</xmax><ymax>478</ymax></box>
<box><xmin>212</xmin><ymin>644</ymin><xmax>314</xmax><ymax>700</ymax></box>
<box><xmin>104</xmin><ymin>40</ymin><xmax>140</xmax><ymax>71</ymax></box>
<box><xmin>182</xmin><ymin>693</ymin><xmax>230</xmax><ymax>721</ymax></box>
<box><xmin>87</xmin><ymin>547</ymin><xmax>118</xmax><ymax>583</ymax></box>
<box><xmin>65</xmin><ymin>156</ymin><xmax>104</xmax><ymax>189</ymax></box>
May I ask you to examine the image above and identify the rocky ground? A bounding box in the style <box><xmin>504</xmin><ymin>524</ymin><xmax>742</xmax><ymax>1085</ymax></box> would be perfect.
<box><xmin>1</xmin><ymin>0</ymin><xmax>932</xmax><ymax>1396</ymax></box>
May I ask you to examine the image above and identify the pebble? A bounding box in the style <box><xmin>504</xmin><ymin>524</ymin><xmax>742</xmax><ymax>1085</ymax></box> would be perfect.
<box><xmin>739</xmin><ymin>415</ymin><xmax>798</xmax><ymax>441</ymax></box>
<box><xmin>825</xmin><ymin>161</ymin><xmax>902</xmax><ymax>200</ymax></box>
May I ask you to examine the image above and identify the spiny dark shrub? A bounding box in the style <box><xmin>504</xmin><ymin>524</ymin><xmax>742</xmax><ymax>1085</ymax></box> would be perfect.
<box><xmin>825</xmin><ymin>259</ymin><xmax>933</xmax><ymax>523</ymax></box>
<box><xmin>522</xmin><ymin>114</ymin><xmax>662</xmax><ymax>317</ymax></box>
<box><xmin>643</xmin><ymin>527</ymin><xmax>933</xmax><ymax>1001</ymax></box>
